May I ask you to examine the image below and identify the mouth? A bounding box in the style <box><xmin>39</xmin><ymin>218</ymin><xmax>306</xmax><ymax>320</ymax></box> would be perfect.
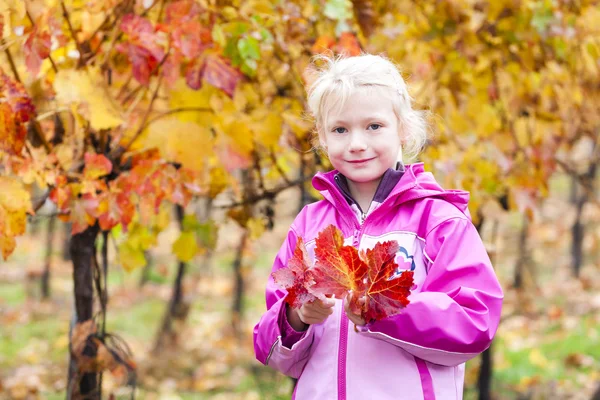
<box><xmin>347</xmin><ymin>158</ymin><xmax>375</xmax><ymax>164</ymax></box>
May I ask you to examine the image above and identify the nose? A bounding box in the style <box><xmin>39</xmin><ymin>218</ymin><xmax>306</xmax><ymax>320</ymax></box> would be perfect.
<box><xmin>348</xmin><ymin>131</ymin><xmax>367</xmax><ymax>152</ymax></box>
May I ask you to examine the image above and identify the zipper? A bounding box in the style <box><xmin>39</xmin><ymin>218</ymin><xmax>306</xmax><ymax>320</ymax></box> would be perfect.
<box><xmin>338</xmin><ymin>308</ymin><xmax>349</xmax><ymax>400</ymax></box>
<box><xmin>334</xmin><ymin>183</ymin><xmax>418</xmax><ymax>400</ymax></box>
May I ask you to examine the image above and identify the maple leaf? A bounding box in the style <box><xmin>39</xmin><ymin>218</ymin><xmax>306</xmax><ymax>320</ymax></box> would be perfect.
<box><xmin>309</xmin><ymin>225</ymin><xmax>368</xmax><ymax>299</ymax></box>
<box><xmin>360</xmin><ymin>242</ymin><xmax>414</xmax><ymax>322</ymax></box>
<box><xmin>271</xmin><ymin>237</ymin><xmax>318</xmax><ymax>309</ymax></box>
<box><xmin>83</xmin><ymin>153</ymin><xmax>113</xmax><ymax>180</ymax></box>
<box><xmin>23</xmin><ymin>26</ymin><xmax>51</xmax><ymax>77</ymax></box>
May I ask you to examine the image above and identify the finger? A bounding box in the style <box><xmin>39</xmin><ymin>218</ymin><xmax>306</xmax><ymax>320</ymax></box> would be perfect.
<box><xmin>315</xmin><ymin>298</ymin><xmax>336</xmax><ymax>309</ymax></box>
<box><xmin>300</xmin><ymin>306</ymin><xmax>331</xmax><ymax>322</ymax></box>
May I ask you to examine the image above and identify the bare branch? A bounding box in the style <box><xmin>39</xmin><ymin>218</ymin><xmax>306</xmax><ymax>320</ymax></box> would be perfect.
<box><xmin>3</xmin><ymin>43</ymin><xmax>21</xmax><ymax>83</ymax></box>
<box><xmin>60</xmin><ymin>0</ymin><xmax>86</xmax><ymax>65</ymax></box>
<box><xmin>216</xmin><ymin>177</ymin><xmax>310</xmax><ymax>209</ymax></box>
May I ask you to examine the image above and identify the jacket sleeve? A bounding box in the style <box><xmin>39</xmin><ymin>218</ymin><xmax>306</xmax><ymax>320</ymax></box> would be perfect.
<box><xmin>357</xmin><ymin>217</ymin><xmax>503</xmax><ymax>367</ymax></box>
<box><xmin>253</xmin><ymin>225</ymin><xmax>316</xmax><ymax>378</ymax></box>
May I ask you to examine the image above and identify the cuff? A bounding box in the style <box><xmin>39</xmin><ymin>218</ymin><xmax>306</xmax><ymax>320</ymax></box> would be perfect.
<box><xmin>278</xmin><ymin>302</ymin><xmax>307</xmax><ymax>349</ymax></box>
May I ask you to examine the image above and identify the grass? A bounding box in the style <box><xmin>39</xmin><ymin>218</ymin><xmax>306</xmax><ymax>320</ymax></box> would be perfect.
<box><xmin>0</xmin><ymin>284</ymin><xmax>26</xmax><ymax>307</ymax></box>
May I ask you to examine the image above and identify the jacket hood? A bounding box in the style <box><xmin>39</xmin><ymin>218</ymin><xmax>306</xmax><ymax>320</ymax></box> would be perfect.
<box><xmin>312</xmin><ymin>163</ymin><xmax>471</xmax><ymax>217</ymax></box>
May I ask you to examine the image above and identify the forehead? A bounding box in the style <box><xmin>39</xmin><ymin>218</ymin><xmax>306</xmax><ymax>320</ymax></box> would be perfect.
<box><xmin>323</xmin><ymin>86</ymin><xmax>396</xmax><ymax>126</ymax></box>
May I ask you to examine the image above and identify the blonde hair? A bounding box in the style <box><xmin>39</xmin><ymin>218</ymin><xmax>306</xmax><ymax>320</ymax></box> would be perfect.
<box><xmin>305</xmin><ymin>53</ymin><xmax>429</xmax><ymax>160</ymax></box>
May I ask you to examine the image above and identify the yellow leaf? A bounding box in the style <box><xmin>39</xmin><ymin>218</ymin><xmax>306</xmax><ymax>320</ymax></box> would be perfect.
<box><xmin>247</xmin><ymin>217</ymin><xmax>266</xmax><ymax>240</ymax></box>
<box><xmin>168</xmin><ymin>78</ymin><xmax>216</xmax><ymax>125</ymax></box>
<box><xmin>0</xmin><ymin>235</ymin><xmax>16</xmax><ymax>260</ymax></box>
<box><xmin>54</xmin><ymin>68</ymin><xmax>123</xmax><ymax>130</ymax></box>
<box><xmin>172</xmin><ymin>231</ymin><xmax>198</xmax><ymax>262</ymax></box>
<box><xmin>528</xmin><ymin>348</ymin><xmax>548</xmax><ymax>368</ymax></box>
<box><xmin>144</xmin><ymin>118</ymin><xmax>213</xmax><ymax>171</ymax></box>
<box><xmin>118</xmin><ymin>241</ymin><xmax>146</xmax><ymax>272</ymax></box>
<box><xmin>0</xmin><ymin>176</ymin><xmax>31</xmax><ymax>213</ymax></box>
<box><xmin>251</xmin><ymin>109</ymin><xmax>283</xmax><ymax>149</ymax></box>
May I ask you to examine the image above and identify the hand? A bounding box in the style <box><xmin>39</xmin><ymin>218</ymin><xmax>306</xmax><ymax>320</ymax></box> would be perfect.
<box><xmin>344</xmin><ymin>291</ymin><xmax>366</xmax><ymax>327</ymax></box>
<box><xmin>287</xmin><ymin>297</ymin><xmax>335</xmax><ymax>331</ymax></box>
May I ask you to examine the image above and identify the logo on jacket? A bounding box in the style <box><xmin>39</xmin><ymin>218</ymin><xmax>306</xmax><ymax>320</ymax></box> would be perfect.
<box><xmin>388</xmin><ymin>246</ymin><xmax>415</xmax><ymax>280</ymax></box>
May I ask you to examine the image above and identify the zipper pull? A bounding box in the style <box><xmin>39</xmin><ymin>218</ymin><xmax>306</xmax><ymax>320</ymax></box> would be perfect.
<box><xmin>361</xmin><ymin>212</ymin><xmax>366</xmax><ymax>224</ymax></box>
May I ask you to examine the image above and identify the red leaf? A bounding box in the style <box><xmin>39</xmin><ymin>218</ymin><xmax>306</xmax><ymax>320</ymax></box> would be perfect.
<box><xmin>309</xmin><ymin>225</ymin><xmax>368</xmax><ymax>299</ymax></box>
<box><xmin>0</xmin><ymin>70</ymin><xmax>36</xmax><ymax>122</ymax></box>
<box><xmin>185</xmin><ymin>53</ymin><xmax>243</xmax><ymax>97</ymax></box>
<box><xmin>361</xmin><ymin>242</ymin><xmax>414</xmax><ymax>322</ymax></box>
<box><xmin>172</xmin><ymin>20</ymin><xmax>210</xmax><ymax>59</ymax></box>
<box><xmin>271</xmin><ymin>237</ymin><xmax>317</xmax><ymax>309</ymax></box>
<box><xmin>165</xmin><ymin>0</ymin><xmax>202</xmax><ymax>24</ymax></box>
<box><xmin>84</xmin><ymin>153</ymin><xmax>113</xmax><ymax>180</ymax></box>
<box><xmin>120</xmin><ymin>14</ymin><xmax>154</xmax><ymax>35</ymax></box>
<box><xmin>203</xmin><ymin>53</ymin><xmax>242</xmax><ymax>97</ymax></box>
<box><xmin>185</xmin><ymin>58</ymin><xmax>205</xmax><ymax>90</ymax></box>
<box><xmin>118</xmin><ymin>14</ymin><xmax>165</xmax><ymax>85</ymax></box>
<box><xmin>23</xmin><ymin>27</ymin><xmax>51</xmax><ymax>77</ymax></box>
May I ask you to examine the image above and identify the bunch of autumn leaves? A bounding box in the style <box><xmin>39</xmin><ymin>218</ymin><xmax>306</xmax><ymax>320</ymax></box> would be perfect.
<box><xmin>272</xmin><ymin>225</ymin><xmax>415</xmax><ymax>323</ymax></box>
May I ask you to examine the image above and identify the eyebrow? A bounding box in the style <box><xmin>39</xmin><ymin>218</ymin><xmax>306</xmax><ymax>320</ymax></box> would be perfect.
<box><xmin>328</xmin><ymin>115</ymin><xmax>390</xmax><ymax>127</ymax></box>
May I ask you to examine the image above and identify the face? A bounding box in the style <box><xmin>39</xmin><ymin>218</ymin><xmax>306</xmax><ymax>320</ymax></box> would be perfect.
<box><xmin>320</xmin><ymin>87</ymin><xmax>402</xmax><ymax>199</ymax></box>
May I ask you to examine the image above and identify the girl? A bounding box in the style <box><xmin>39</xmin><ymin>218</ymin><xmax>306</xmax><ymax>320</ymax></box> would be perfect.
<box><xmin>253</xmin><ymin>53</ymin><xmax>503</xmax><ymax>400</ymax></box>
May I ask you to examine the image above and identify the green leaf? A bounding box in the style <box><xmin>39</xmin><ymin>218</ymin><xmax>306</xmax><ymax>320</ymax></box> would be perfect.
<box><xmin>324</xmin><ymin>0</ymin><xmax>352</xmax><ymax>21</ymax></box>
<box><xmin>196</xmin><ymin>221</ymin><xmax>218</xmax><ymax>250</ymax></box>
<box><xmin>172</xmin><ymin>231</ymin><xmax>199</xmax><ymax>262</ymax></box>
<box><xmin>238</xmin><ymin>36</ymin><xmax>261</xmax><ymax>61</ymax></box>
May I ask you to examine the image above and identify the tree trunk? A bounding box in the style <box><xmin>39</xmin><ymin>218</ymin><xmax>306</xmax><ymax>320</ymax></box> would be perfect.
<box><xmin>591</xmin><ymin>383</ymin><xmax>600</xmax><ymax>400</ymax></box>
<box><xmin>138</xmin><ymin>251</ymin><xmax>153</xmax><ymax>288</ymax></box>
<box><xmin>513</xmin><ymin>215</ymin><xmax>529</xmax><ymax>289</ymax></box>
<box><xmin>474</xmin><ymin>214</ymin><xmax>493</xmax><ymax>400</ymax></box>
<box><xmin>478</xmin><ymin>344</ymin><xmax>493</xmax><ymax>400</ymax></box>
<box><xmin>154</xmin><ymin>205</ymin><xmax>188</xmax><ymax>351</ymax></box>
<box><xmin>41</xmin><ymin>215</ymin><xmax>56</xmax><ymax>299</ymax></box>
<box><xmin>67</xmin><ymin>224</ymin><xmax>100</xmax><ymax>400</ymax></box>
<box><xmin>231</xmin><ymin>230</ymin><xmax>249</xmax><ymax>335</ymax></box>
<box><xmin>63</xmin><ymin>222</ymin><xmax>72</xmax><ymax>261</ymax></box>
<box><xmin>571</xmin><ymin>162</ymin><xmax>598</xmax><ymax>277</ymax></box>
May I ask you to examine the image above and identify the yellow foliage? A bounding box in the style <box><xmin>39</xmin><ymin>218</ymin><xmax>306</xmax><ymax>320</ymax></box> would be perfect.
<box><xmin>172</xmin><ymin>231</ymin><xmax>199</xmax><ymax>262</ymax></box>
<box><xmin>53</xmin><ymin>68</ymin><xmax>123</xmax><ymax>130</ymax></box>
<box><xmin>144</xmin><ymin>118</ymin><xmax>214</xmax><ymax>172</ymax></box>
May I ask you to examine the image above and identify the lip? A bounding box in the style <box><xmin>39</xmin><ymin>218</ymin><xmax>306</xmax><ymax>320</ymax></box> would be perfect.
<box><xmin>347</xmin><ymin>157</ymin><xmax>375</xmax><ymax>164</ymax></box>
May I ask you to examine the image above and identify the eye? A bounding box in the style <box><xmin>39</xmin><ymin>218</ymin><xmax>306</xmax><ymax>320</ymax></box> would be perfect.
<box><xmin>333</xmin><ymin>127</ymin><xmax>347</xmax><ymax>134</ymax></box>
<box><xmin>368</xmin><ymin>124</ymin><xmax>381</xmax><ymax>130</ymax></box>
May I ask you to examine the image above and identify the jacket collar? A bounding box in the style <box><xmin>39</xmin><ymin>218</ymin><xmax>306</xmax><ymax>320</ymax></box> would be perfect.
<box><xmin>333</xmin><ymin>162</ymin><xmax>405</xmax><ymax>213</ymax></box>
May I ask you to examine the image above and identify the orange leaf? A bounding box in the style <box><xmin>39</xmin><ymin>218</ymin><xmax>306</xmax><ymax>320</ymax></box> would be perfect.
<box><xmin>311</xmin><ymin>35</ymin><xmax>336</xmax><ymax>54</ymax></box>
<box><xmin>309</xmin><ymin>225</ymin><xmax>368</xmax><ymax>298</ymax></box>
<box><xmin>84</xmin><ymin>153</ymin><xmax>113</xmax><ymax>180</ymax></box>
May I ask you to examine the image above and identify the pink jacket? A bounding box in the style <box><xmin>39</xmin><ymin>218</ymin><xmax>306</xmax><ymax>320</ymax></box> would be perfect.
<box><xmin>253</xmin><ymin>163</ymin><xmax>503</xmax><ymax>400</ymax></box>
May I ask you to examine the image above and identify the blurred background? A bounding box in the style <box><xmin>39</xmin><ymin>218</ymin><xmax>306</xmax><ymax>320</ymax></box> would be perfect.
<box><xmin>0</xmin><ymin>0</ymin><xmax>599</xmax><ymax>399</ymax></box>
